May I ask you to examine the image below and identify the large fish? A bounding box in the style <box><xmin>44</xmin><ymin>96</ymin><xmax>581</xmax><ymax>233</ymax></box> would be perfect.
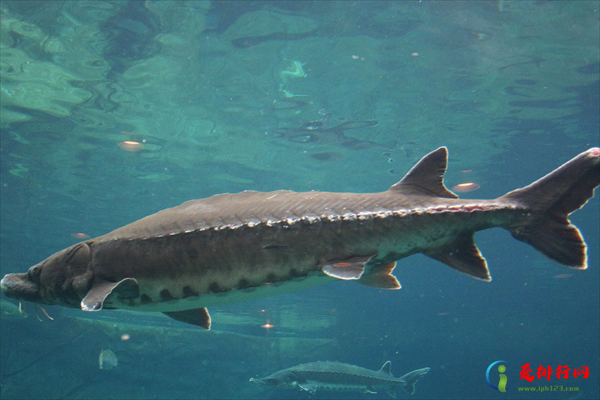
<box><xmin>1</xmin><ymin>147</ymin><xmax>599</xmax><ymax>329</ymax></box>
<box><xmin>250</xmin><ymin>361</ymin><xmax>430</xmax><ymax>397</ymax></box>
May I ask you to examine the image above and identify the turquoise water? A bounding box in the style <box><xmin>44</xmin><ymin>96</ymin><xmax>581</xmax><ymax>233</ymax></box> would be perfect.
<box><xmin>0</xmin><ymin>1</ymin><xmax>598</xmax><ymax>399</ymax></box>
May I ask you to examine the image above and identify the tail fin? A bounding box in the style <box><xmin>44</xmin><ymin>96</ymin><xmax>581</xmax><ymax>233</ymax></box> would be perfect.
<box><xmin>399</xmin><ymin>367</ymin><xmax>430</xmax><ymax>395</ymax></box>
<box><xmin>499</xmin><ymin>148</ymin><xmax>600</xmax><ymax>269</ymax></box>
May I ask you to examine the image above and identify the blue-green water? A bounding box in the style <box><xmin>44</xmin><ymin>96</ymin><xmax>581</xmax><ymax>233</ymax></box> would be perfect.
<box><xmin>0</xmin><ymin>1</ymin><xmax>598</xmax><ymax>399</ymax></box>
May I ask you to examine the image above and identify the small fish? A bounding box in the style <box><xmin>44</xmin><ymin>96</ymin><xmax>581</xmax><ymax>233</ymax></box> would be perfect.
<box><xmin>553</xmin><ymin>274</ymin><xmax>573</xmax><ymax>279</ymax></box>
<box><xmin>0</xmin><ymin>147</ymin><xmax>598</xmax><ymax>329</ymax></box>
<box><xmin>99</xmin><ymin>349</ymin><xmax>118</xmax><ymax>370</ymax></box>
<box><xmin>250</xmin><ymin>361</ymin><xmax>430</xmax><ymax>397</ymax></box>
<box><xmin>0</xmin><ymin>299</ymin><xmax>24</xmax><ymax>318</ymax></box>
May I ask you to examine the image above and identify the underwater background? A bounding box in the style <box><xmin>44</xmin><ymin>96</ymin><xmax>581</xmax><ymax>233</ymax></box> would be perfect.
<box><xmin>0</xmin><ymin>1</ymin><xmax>598</xmax><ymax>399</ymax></box>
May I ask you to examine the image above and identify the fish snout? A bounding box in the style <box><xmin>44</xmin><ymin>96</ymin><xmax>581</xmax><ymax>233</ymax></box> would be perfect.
<box><xmin>249</xmin><ymin>377</ymin><xmax>269</xmax><ymax>386</ymax></box>
<box><xmin>1</xmin><ymin>273</ymin><xmax>40</xmax><ymax>303</ymax></box>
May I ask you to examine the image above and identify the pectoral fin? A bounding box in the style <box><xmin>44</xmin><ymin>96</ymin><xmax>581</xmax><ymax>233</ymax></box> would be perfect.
<box><xmin>81</xmin><ymin>278</ymin><xmax>139</xmax><ymax>311</ymax></box>
<box><xmin>297</xmin><ymin>384</ymin><xmax>317</xmax><ymax>394</ymax></box>
<box><xmin>164</xmin><ymin>308</ymin><xmax>211</xmax><ymax>330</ymax></box>
<box><xmin>363</xmin><ymin>387</ymin><xmax>377</xmax><ymax>394</ymax></box>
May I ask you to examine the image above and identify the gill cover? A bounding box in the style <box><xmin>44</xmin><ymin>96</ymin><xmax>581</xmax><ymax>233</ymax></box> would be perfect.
<box><xmin>38</xmin><ymin>242</ymin><xmax>95</xmax><ymax>306</ymax></box>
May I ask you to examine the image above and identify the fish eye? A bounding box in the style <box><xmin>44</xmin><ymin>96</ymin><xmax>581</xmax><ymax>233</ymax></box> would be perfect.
<box><xmin>28</xmin><ymin>265</ymin><xmax>42</xmax><ymax>282</ymax></box>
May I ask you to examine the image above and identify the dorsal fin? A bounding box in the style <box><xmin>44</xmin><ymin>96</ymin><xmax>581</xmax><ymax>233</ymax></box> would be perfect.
<box><xmin>389</xmin><ymin>147</ymin><xmax>458</xmax><ymax>199</ymax></box>
<box><xmin>379</xmin><ymin>361</ymin><xmax>393</xmax><ymax>375</ymax></box>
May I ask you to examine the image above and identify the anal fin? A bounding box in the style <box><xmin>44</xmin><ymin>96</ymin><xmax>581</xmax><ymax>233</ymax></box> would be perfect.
<box><xmin>358</xmin><ymin>262</ymin><xmax>400</xmax><ymax>289</ymax></box>
<box><xmin>164</xmin><ymin>308</ymin><xmax>211</xmax><ymax>330</ymax></box>
<box><xmin>424</xmin><ymin>234</ymin><xmax>491</xmax><ymax>281</ymax></box>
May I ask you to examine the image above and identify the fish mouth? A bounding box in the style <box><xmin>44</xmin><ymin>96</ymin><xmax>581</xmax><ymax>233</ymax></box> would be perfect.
<box><xmin>249</xmin><ymin>378</ymin><xmax>267</xmax><ymax>385</ymax></box>
<box><xmin>1</xmin><ymin>274</ymin><xmax>56</xmax><ymax>321</ymax></box>
<box><xmin>249</xmin><ymin>377</ymin><xmax>281</xmax><ymax>387</ymax></box>
<box><xmin>1</xmin><ymin>273</ymin><xmax>41</xmax><ymax>303</ymax></box>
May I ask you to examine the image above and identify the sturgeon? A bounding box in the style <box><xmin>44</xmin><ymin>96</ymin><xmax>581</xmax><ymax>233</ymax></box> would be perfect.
<box><xmin>1</xmin><ymin>147</ymin><xmax>599</xmax><ymax>329</ymax></box>
<box><xmin>250</xmin><ymin>361</ymin><xmax>430</xmax><ymax>397</ymax></box>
